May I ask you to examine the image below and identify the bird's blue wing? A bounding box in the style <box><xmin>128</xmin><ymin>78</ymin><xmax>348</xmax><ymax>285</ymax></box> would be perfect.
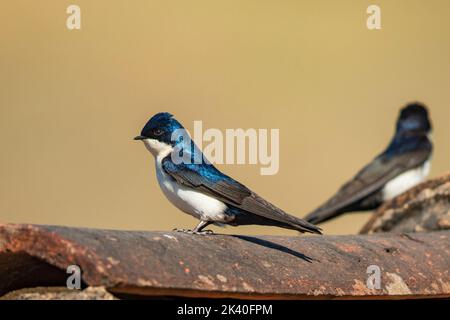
<box><xmin>161</xmin><ymin>157</ymin><xmax>251</xmax><ymax>205</ymax></box>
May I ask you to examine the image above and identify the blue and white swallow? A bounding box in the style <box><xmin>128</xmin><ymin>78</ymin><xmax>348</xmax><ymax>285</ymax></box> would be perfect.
<box><xmin>135</xmin><ymin>112</ymin><xmax>321</xmax><ymax>235</ymax></box>
<box><xmin>304</xmin><ymin>103</ymin><xmax>433</xmax><ymax>225</ymax></box>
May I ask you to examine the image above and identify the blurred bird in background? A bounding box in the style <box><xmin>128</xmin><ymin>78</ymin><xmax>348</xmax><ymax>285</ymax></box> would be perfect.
<box><xmin>304</xmin><ymin>103</ymin><xmax>432</xmax><ymax>225</ymax></box>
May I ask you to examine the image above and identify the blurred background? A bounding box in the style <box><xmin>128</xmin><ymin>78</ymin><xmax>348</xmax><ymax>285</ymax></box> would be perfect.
<box><xmin>1</xmin><ymin>0</ymin><xmax>449</xmax><ymax>235</ymax></box>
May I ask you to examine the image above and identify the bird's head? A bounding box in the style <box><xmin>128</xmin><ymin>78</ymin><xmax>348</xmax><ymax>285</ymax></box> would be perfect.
<box><xmin>396</xmin><ymin>103</ymin><xmax>432</xmax><ymax>135</ymax></box>
<box><xmin>134</xmin><ymin>112</ymin><xmax>185</xmax><ymax>157</ymax></box>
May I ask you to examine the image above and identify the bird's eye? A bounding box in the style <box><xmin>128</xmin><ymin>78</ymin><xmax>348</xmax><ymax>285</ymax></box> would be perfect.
<box><xmin>153</xmin><ymin>128</ymin><xmax>164</xmax><ymax>136</ymax></box>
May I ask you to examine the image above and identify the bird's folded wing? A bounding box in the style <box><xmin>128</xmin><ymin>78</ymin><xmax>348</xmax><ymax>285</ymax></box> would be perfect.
<box><xmin>304</xmin><ymin>148</ymin><xmax>431</xmax><ymax>222</ymax></box>
<box><xmin>162</xmin><ymin>158</ymin><xmax>321</xmax><ymax>233</ymax></box>
<box><xmin>161</xmin><ymin>158</ymin><xmax>251</xmax><ymax>205</ymax></box>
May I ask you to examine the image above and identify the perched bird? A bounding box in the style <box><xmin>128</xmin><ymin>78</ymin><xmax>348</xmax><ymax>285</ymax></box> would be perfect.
<box><xmin>135</xmin><ymin>112</ymin><xmax>321</xmax><ymax>235</ymax></box>
<box><xmin>304</xmin><ymin>103</ymin><xmax>432</xmax><ymax>225</ymax></box>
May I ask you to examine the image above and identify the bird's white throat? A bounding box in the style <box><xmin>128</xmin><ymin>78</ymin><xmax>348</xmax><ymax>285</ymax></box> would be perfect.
<box><xmin>142</xmin><ymin>138</ymin><xmax>173</xmax><ymax>159</ymax></box>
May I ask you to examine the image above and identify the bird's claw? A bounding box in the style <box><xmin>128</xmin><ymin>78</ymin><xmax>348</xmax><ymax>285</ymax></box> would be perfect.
<box><xmin>173</xmin><ymin>228</ymin><xmax>214</xmax><ymax>235</ymax></box>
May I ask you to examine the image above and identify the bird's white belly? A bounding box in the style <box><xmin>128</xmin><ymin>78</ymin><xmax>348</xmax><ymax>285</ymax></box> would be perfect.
<box><xmin>155</xmin><ymin>163</ymin><xmax>229</xmax><ymax>222</ymax></box>
<box><xmin>382</xmin><ymin>160</ymin><xmax>431</xmax><ymax>200</ymax></box>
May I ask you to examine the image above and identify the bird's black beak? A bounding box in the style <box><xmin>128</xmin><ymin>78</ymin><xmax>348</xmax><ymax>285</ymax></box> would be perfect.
<box><xmin>134</xmin><ymin>135</ymin><xmax>146</xmax><ymax>140</ymax></box>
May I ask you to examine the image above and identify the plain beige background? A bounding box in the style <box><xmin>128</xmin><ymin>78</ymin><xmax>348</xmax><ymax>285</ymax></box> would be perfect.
<box><xmin>1</xmin><ymin>1</ymin><xmax>449</xmax><ymax>235</ymax></box>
